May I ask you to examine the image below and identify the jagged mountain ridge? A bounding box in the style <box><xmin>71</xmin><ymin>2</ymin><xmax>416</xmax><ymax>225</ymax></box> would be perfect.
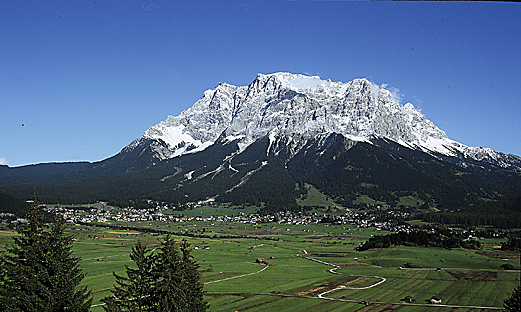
<box><xmin>1</xmin><ymin>72</ymin><xmax>520</xmax><ymax>211</ymax></box>
<box><xmin>124</xmin><ymin>72</ymin><xmax>520</xmax><ymax>170</ymax></box>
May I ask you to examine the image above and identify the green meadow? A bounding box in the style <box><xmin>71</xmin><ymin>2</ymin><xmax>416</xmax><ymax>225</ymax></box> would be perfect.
<box><xmin>0</xmin><ymin>221</ymin><xmax>519</xmax><ymax>311</ymax></box>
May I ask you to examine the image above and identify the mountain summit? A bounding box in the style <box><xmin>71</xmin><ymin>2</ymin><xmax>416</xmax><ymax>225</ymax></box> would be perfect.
<box><xmin>1</xmin><ymin>73</ymin><xmax>520</xmax><ymax>211</ymax></box>
<box><xmin>125</xmin><ymin>72</ymin><xmax>519</xmax><ymax>170</ymax></box>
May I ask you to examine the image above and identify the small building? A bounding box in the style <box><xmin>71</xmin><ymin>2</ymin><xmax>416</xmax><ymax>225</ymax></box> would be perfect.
<box><xmin>404</xmin><ymin>296</ymin><xmax>416</xmax><ymax>303</ymax></box>
<box><xmin>360</xmin><ymin>300</ymin><xmax>371</xmax><ymax>305</ymax></box>
<box><xmin>256</xmin><ymin>258</ymin><xmax>268</xmax><ymax>265</ymax></box>
<box><xmin>430</xmin><ymin>296</ymin><xmax>442</xmax><ymax>304</ymax></box>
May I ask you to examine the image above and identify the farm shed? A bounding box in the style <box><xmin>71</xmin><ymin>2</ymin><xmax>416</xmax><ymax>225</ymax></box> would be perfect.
<box><xmin>430</xmin><ymin>296</ymin><xmax>442</xmax><ymax>304</ymax></box>
<box><xmin>404</xmin><ymin>296</ymin><xmax>416</xmax><ymax>303</ymax></box>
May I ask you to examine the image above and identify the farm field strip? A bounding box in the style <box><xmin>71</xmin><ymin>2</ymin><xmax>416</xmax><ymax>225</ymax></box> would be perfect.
<box><xmin>1</xmin><ymin>221</ymin><xmax>519</xmax><ymax>312</ymax></box>
<box><xmin>473</xmin><ymin>281</ymin><xmax>501</xmax><ymax>307</ymax></box>
<box><xmin>59</xmin><ymin>225</ymin><xmax>521</xmax><ymax>312</ymax></box>
<box><xmin>300</xmin><ymin>253</ymin><xmax>514</xmax><ymax>310</ymax></box>
<box><xmin>204</xmin><ymin>264</ymin><xmax>269</xmax><ymax>284</ymax></box>
<box><xmin>207</xmin><ymin>291</ymin><xmax>507</xmax><ymax>311</ymax></box>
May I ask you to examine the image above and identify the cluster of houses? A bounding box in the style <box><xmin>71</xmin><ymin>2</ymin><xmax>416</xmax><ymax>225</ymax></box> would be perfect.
<box><xmin>40</xmin><ymin>205</ymin><xmax>483</xmax><ymax>244</ymax></box>
<box><xmin>42</xmin><ymin>205</ymin><xmax>172</xmax><ymax>223</ymax></box>
<box><xmin>42</xmin><ymin>205</ymin><xmax>418</xmax><ymax>233</ymax></box>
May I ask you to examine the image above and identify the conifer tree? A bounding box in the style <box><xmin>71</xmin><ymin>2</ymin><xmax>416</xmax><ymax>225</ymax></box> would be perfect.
<box><xmin>153</xmin><ymin>235</ymin><xmax>185</xmax><ymax>311</ymax></box>
<box><xmin>0</xmin><ymin>194</ymin><xmax>92</xmax><ymax>311</ymax></box>
<box><xmin>179</xmin><ymin>239</ymin><xmax>208</xmax><ymax>312</ymax></box>
<box><xmin>504</xmin><ymin>285</ymin><xmax>521</xmax><ymax>312</ymax></box>
<box><xmin>104</xmin><ymin>235</ymin><xmax>208</xmax><ymax>312</ymax></box>
<box><xmin>104</xmin><ymin>241</ymin><xmax>156</xmax><ymax>312</ymax></box>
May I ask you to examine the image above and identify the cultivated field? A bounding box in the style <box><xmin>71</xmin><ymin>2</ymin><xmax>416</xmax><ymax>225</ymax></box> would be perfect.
<box><xmin>0</xmin><ymin>219</ymin><xmax>519</xmax><ymax>311</ymax></box>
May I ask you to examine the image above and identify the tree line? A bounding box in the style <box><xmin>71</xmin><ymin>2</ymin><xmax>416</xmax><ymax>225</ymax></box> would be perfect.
<box><xmin>417</xmin><ymin>196</ymin><xmax>521</xmax><ymax>229</ymax></box>
<box><xmin>356</xmin><ymin>229</ymin><xmax>481</xmax><ymax>251</ymax></box>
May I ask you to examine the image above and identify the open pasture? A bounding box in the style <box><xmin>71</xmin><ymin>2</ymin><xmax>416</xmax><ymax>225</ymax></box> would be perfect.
<box><xmin>0</xmin><ymin>221</ymin><xmax>519</xmax><ymax>311</ymax></box>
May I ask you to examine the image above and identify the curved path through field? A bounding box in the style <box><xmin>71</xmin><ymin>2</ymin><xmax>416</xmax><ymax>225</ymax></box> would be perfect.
<box><xmin>298</xmin><ymin>249</ymin><xmax>506</xmax><ymax>310</ymax></box>
<box><xmin>91</xmin><ymin>245</ymin><xmax>510</xmax><ymax>310</ymax></box>
<box><xmin>204</xmin><ymin>243</ymin><xmax>270</xmax><ymax>285</ymax></box>
<box><xmin>83</xmin><ymin>253</ymin><xmax>131</xmax><ymax>261</ymax></box>
<box><xmin>204</xmin><ymin>264</ymin><xmax>269</xmax><ymax>285</ymax></box>
<box><xmin>299</xmin><ymin>250</ymin><xmax>386</xmax><ymax>298</ymax></box>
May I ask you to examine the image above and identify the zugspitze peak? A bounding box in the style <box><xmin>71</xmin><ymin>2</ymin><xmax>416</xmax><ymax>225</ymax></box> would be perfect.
<box><xmin>2</xmin><ymin>72</ymin><xmax>520</xmax><ymax>209</ymax></box>
<box><xmin>127</xmin><ymin>72</ymin><xmax>518</xmax><ymax>169</ymax></box>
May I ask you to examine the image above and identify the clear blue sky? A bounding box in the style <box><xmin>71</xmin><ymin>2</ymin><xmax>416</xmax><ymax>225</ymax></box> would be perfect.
<box><xmin>1</xmin><ymin>1</ymin><xmax>520</xmax><ymax>167</ymax></box>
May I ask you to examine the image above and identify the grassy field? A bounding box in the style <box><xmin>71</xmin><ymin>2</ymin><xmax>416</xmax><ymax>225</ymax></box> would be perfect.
<box><xmin>0</xmin><ymin>221</ymin><xmax>519</xmax><ymax>311</ymax></box>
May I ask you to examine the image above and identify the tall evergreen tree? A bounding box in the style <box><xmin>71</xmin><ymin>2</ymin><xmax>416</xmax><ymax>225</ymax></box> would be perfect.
<box><xmin>104</xmin><ymin>235</ymin><xmax>208</xmax><ymax>312</ymax></box>
<box><xmin>104</xmin><ymin>242</ymin><xmax>156</xmax><ymax>312</ymax></box>
<box><xmin>504</xmin><ymin>285</ymin><xmax>521</xmax><ymax>312</ymax></box>
<box><xmin>153</xmin><ymin>235</ymin><xmax>186</xmax><ymax>311</ymax></box>
<box><xmin>179</xmin><ymin>240</ymin><xmax>208</xmax><ymax>312</ymax></box>
<box><xmin>0</xmin><ymin>194</ymin><xmax>92</xmax><ymax>311</ymax></box>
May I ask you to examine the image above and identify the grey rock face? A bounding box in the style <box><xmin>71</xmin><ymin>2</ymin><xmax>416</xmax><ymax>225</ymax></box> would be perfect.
<box><xmin>125</xmin><ymin>72</ymin><xmax>520</xmax><ymax>170</ymax></box>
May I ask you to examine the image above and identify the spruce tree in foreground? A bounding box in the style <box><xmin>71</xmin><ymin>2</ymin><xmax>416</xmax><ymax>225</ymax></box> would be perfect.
<box><xmin>0</xmin><ymin>194</ymin><xmax>92</xmax><ymax>311</ymax></box>
<box><xmin>104</xmin><ymin>242</ymin><xmax>156</xmax><ymax>312</ymax></box>
<box><xmin>178</xmin><ymin>240</ymin><xmax>207</xmax><ymax>312</ymax></box>
<box><xmin>104</xmin><ymin>235</ymin><xmax>208</xmax><ymax>312</ymax></box>
<box><xmin>504</xmin><ymin>285</ymin><xmax>521</xmax><ymax>312</ymax></box>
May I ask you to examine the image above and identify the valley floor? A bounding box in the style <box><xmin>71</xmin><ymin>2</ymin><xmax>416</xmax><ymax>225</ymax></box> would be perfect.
<box><xmin>1</xmin><ymin>219</ymin><xmax>519</xmax><ymax>311</ymax></box>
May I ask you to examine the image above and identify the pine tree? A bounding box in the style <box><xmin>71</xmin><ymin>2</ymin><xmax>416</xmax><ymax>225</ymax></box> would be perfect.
<box><xmin>153</xmin><ymin>235</ymin><xmax>186</xmax><ymax>311</ymax></box>
<box><xmin>0</xmin><ymin>194</ymin><xmax>92</xmax><ymax>311</ymax></box>
<box><xmin>179</xmin><ymin>240</ymin><xmax>208</xmax><ymax>312</ymax></box>
<box><xmin>504</xmin><ymin>285</ymin><xmax>521</xmax><ymax>312</ymax></box>
<box><xmin>104</xmin><ymin>242</ymin><xmax>156</xmax><ymax>312</ymax></box>
<box><xmin>103</xmin><ymin>235</ymin><xmax>208</xmax><ymax>312</ymax></box>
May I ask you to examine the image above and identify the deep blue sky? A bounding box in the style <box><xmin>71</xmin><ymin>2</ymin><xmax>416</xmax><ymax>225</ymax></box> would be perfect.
<box><xmin>1</xmin><ymin>1</ymin><xmax>520</xmax><ymax>166</ymax></box>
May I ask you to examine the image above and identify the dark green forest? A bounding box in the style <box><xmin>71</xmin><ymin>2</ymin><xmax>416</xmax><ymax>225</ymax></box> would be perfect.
<box><xmin>1</xmin><ymin>135</ymin><xmax>520</xmax><ymax>224</ymax></box>
<box><xmin>357</xmin><ymin>229</ymin><xmax>482</xmax><ymax>251</ymax></box>
<box><xmin>417</xmin><ymin>197</ymin><xmax>521</xmax><ymax>229</ymax></box>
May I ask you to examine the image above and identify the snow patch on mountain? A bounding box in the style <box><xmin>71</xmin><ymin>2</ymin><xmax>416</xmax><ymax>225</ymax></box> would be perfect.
<box><xmin>125</xmin><ymin>72</ymin><xmax>520</xmax><ymax>170</ymax></box>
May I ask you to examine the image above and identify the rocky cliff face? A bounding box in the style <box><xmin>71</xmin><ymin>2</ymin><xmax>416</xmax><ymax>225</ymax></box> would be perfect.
<box><xmin>2</xmin><ymin>73</ymin><xmax>519</xmax><ymax>208</ymax></box>
<box><xmin>124</xmin><ymin>72</ymin><xmax>521</xmax><ymax>170</ymax></box>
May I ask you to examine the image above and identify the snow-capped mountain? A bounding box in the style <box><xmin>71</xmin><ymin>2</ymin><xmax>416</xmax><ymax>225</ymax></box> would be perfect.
<box><xmin>2</xmin><ymin>72</ymin><xmax>520</xmax><ymax>209</ymax></box>
<box><xmin>125</xmin><ymin>72</ymin><xmax>520</xmax><ymax>170</ymax></box>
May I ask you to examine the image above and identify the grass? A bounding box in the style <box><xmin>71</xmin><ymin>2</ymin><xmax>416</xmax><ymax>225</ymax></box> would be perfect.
<box><xmin>297</xmin><ymin>183</ymin><xmax>339</xmax><ymax>209</ymax></box>
<box><xmin>352</xmin><ymin>195</ymin><xmax>387</xmax><ymax>207</ymax></box>
<box><xmin>405</xmin><ymin>219</ymin><xmax>432</xmax><ymax>226</ymax></box>
<box><xmin>161</xmin><ymin>203</ymin><xmax>261</xmax><ymax>218</ymax></box>
<box><xmin>0</xmin><ymin>221</ymin><xmax>519</xmax><ymax>312</ymax></box>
